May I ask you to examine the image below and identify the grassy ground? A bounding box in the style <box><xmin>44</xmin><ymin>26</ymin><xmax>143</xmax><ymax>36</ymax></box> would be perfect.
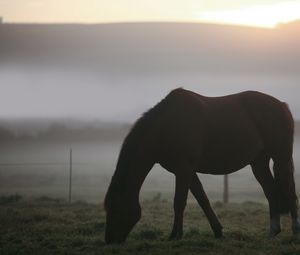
<box><xmin>1</xmin><ymin>195</ymin><xmax>300</xmax><ymax>255</ymax></box>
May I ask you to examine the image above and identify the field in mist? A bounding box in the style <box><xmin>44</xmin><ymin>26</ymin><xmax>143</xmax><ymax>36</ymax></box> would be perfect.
<box><xmin>1</xmin><ymin>121</ymin><xmax>300</xmax><ymax>204</ymax></box>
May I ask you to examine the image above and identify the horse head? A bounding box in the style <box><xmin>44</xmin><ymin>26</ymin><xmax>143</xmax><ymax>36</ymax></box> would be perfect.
<box><xmin>104</xmin><ymin>187</ymin><xmax>141</xmax><ymax>244</ymax></box>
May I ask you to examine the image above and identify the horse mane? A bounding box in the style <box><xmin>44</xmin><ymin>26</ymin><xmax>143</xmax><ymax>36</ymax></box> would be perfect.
<box><xmin>104</xmin><ymin>88</ymin><xmax>182</xmax><ymax>210</ymax></box>
<box><xmin>117</xmin><ymin>88</ymin><xmax>185</xmax><ymax>168</ymax></box>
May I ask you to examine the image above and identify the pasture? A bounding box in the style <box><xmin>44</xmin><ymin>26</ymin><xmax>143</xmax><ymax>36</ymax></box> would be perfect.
<box><xmin>1</xmin><ymin>196</ymin><xmax>300</xmax><ymax>255</ymax></box>
<box><xmin>1</xmin><ymin>122</ymin><xmax>300</xmax><ymax>254</ymax></box>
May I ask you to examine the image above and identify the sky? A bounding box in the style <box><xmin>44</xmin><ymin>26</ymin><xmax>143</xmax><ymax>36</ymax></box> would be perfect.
<box><xmin>0</xmin><ymin>1</ymin><xmax>300</xmax><ymax>121</ymax></box>
<box><xmin>1</xmin><ymin>0</ymin><xmax>300</xmax><ymax>28</ymax></box>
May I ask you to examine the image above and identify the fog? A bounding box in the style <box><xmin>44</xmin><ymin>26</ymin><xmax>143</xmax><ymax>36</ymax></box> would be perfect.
<box><xmin>0</xmin><ymin>22</ymin><xmax>300</xmax><ymax>203</ymax></box>
<box><xmin>1</xmin><ymin>66</ymin><xmax>300</xmax><ymax>121</ymax></box>
<box><xmin>0</xmin><ymin>127</ymin><xmax>300</xmax><ymax>203</ymax></box>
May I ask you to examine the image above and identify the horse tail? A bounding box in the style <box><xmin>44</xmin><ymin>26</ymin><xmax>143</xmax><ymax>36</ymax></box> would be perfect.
<box><xmin>273</xmin><ymin>158</ymin><xmax>298</xmax><ymax>214</ymax></box>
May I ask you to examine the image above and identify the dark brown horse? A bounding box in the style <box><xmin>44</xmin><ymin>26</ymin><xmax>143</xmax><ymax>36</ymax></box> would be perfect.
<box><xmin>104</xmin><ymin>88</ymin><xmax>300</xmax><ymax>244</ymax></box>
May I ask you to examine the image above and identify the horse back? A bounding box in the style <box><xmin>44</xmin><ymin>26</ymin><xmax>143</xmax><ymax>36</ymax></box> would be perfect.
<box><xmin>155</xmin><ymin>89</ymin><xmax>294</xmax><ymax>172</ymax></box>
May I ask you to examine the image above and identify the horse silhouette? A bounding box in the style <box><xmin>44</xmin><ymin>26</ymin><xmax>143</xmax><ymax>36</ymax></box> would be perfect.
<box><xmin>104</xmin><ymin>88</ymin><xmax>300</xmax><ymax>243</ymax></box>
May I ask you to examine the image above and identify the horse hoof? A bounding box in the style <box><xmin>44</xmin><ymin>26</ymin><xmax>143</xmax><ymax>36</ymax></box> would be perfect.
<box><xmin>214</xmin><ymin>229</ymin><xmax>223</xmax><ymax>238</ymax></box>
<box><xmin>269</xmin><ymin>228</ymin><xmax>281</xmax><ymax>237</ymax></box>
<box><xmin>292</xmin><ymin>226</ymin><xmax>300</xmax><ymax>236</ymax></box>
<box><xmin>293</xmin><ymin>228</ymin><xmax>300</xmax><ymax>236</ymax></box>
<box><xmin>292</xmin><ymin>218</ymin><xmax>300</xmax><ymax>236</ymax></box>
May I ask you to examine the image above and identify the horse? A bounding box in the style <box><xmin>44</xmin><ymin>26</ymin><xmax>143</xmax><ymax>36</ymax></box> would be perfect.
<box><xmin>104</xmin><ymin>88</ymin><xmax>300</xmax><ymax>244</ymax></box>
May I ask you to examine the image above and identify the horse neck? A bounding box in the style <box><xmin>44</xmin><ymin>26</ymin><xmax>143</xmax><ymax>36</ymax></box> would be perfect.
<box><xmin>110</xmin><ymin>113</ymin><xmax>158</xmax><ymax>201</ymax></box>
<box><xmin>112</xmin><ymin>146</ymin><xmax>154</xmax><ymax>201</ymax></box>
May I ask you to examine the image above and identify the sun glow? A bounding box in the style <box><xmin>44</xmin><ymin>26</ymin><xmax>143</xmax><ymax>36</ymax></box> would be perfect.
<box><xmin>196</xmin><ymin>1</ymin><xmax>300</xmax><ymax>28</ymax></box>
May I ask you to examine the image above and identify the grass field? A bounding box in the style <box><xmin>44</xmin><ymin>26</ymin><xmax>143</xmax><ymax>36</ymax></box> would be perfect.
<box><xmin>1</xmin><ymin>125</ymin><xmax>300</xmax><ymax>254</ymax></box>
<box><xmin>1</xmin><ymin>195</ymin><xmax>300</xmax><ymax>255</ymax></box>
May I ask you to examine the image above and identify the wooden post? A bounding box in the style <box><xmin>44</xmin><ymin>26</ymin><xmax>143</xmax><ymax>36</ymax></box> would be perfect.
<box><xmin>223</xmin><ymin>174</ymin><xmax>228</xmax><ymax>204</ymax></box>
<box><xmin>69</xmin><ymin>148</ymin><xmax>72</xmax><ymax>203</ymax></box>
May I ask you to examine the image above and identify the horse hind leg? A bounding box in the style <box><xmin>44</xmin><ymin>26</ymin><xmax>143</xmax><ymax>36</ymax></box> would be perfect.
<box><xmin>190</xmin><ymin>173</ymin><xmax>223</xmax><ymax>238</ymax></box>
<box><xmin>251</xmin><ymin>154</ymin><xmax>281</xmax><ymax>237</ymax></box>
<box><xmin>273</xmin><ymin>158</ymin><xmax>300</xmax><ymax>235</ymax></box>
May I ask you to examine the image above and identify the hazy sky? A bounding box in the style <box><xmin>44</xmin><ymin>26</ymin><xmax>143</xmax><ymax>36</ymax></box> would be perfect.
<box><xmin>0</xmin><ymin>67</ymin><xmax>299</xmax><ymax>121</ymax></box>
<box><xmin>1</xmin><ymin>0</ymin><xmax>300</xmax><ymax>27</ymax></box>
<box><xmin>1</xmin><ymin>1</ymin><xmax>300</xmax><ymax>121</ymax></box>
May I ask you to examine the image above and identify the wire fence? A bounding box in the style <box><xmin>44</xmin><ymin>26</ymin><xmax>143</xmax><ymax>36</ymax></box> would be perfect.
<box><xmin>0</xmin><ymin>151</ymin><xmax>230</xmax><ymax>203</ymax></box>
<box><xmin>0</xmin><ymin>152</ymin><xmax>113</xmax><ymax>203</ymax></box>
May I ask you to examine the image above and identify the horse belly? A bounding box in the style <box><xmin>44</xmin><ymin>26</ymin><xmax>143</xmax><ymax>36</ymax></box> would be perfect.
<box><xmin>199</xmin><ymin>156</ymin><xmax>251</xmax><ymax>175</ymax></box>
<box><xmin>198</xmin><ymin>131</ymin><xmax>263</xmax><ymax>175</ymax></box>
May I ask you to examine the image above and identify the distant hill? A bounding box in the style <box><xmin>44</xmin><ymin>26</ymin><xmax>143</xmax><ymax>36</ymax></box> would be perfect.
<box><xmin>0</xmin><ymin>22</ymin><xmax>299</xmax><ymax>76</ymax></box>
<box><xmin>0</xmin><ymin>119</ymin><xmax>130</xmax><ymax>144</ymax></box>
<box><xmin>0</xmin><ymin>118</ymin><xmax>299</xmax><ymax>144</ymax></box>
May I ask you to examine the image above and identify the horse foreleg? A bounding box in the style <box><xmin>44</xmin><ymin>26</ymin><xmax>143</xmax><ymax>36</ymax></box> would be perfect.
<box><xmin>251</xmin><ymin>155</ymin><xmax>281</xmax><ymax>237</ymax></box>
<box><xmin>190</xmin><ymin>173</ymin><xmax>223</xmax><ymax>238</ymax></box>
<box><xmin>169</xmin><ymin>171</ymin><xmax>191</xmax><ymax>240</ymax></box>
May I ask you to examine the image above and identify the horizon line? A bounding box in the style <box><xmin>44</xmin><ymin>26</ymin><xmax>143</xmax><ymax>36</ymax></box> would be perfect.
<box><xmin>0</xmin><ymin>20</ymin><xmax>290</xmax><ymax>30</ymax></box>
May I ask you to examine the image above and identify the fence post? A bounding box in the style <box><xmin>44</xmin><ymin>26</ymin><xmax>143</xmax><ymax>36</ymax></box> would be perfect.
<box><xmin>223</xmin><ymin>174</ymin><xmax>228</xmax><ymax>204</ymax></box>
<box><xmin>68</xmin><ymin>148</ymin><xmax>72</xmax><ymax>203</ymax></box>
